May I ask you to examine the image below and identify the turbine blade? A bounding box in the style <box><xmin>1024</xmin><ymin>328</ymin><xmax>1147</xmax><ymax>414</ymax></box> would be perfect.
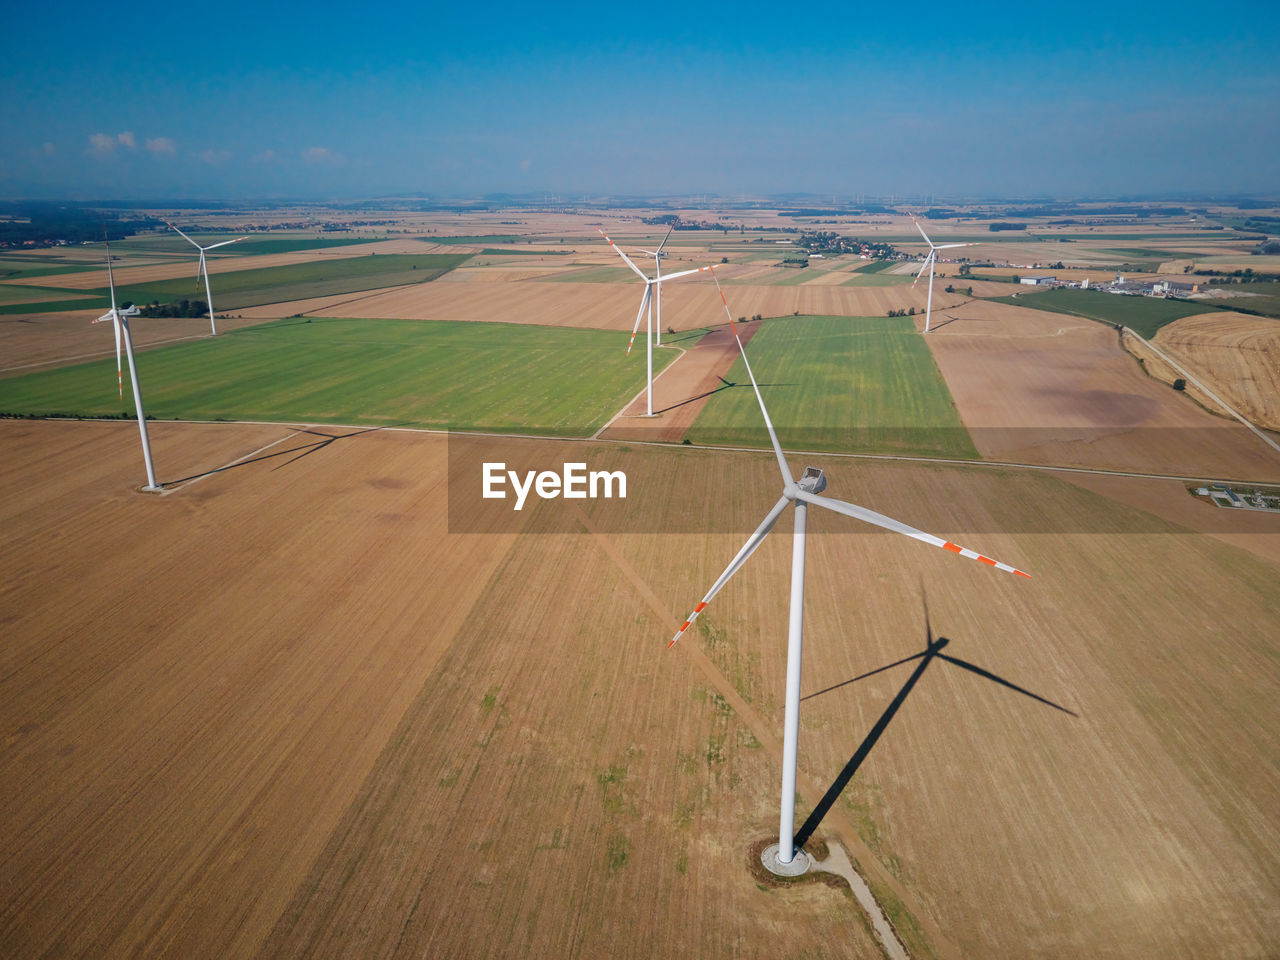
<box><xmin>114</xmin><ymin>315</ymin><xmax>122</xmax><ymax>399</ymax></box>
<box><xmin>656</xmin><ymin>223</ymin><xmax>674</xmax><ymax>255</ymax></box>
<box><xmin>935</xmin><ymin>242</ymin><xmax>977</xmax><ymax>250</ymax></box>
<box><xmin>598</xmin><ymin>228</ymin><xmax>649</xmax><ymax>281</ymax></box>
<box><xmin>711</xmin><ymin>270</ymin><xmax>792</xmax><ymax>486</ymax></box>
<box><xmin>911</xmin><ymin>214</ymin><xmax>932</xmax><ymax>245</ymax></box>
<box><xmin>104</xmin><ymin>237</ymin><xmax>118</xmax><ymax>314</ymax></box>
<box><xmin>937</xmin><ymin>653</ymin><xmax>1077</xmax><ymax>716</ymax></box>
<box><xmin>164</xmin><ymin>219</ymin><xmax>200</xmax><ymax>248</ymax></box>
<box><xmin>204</xmin><ymin>236</ymin><xmax>248</xmax><ymax>250</ymax></box>
<box><xmin>669</xmin><ymin>495</ymin><xmax>790</xmax><ymax>648</ymax></box>
<box><xmin>794</xmin><ymin>490</ymin><xmax>1032</xmax><ymax>578</ymax></box>
<box><xmin>912</xmin><ymin>255</ymin><xmax>931</xmax><ymax>287</ymax></box>
<box><xmin>626</xmin><ymin>285</ymin><xmax>651</xmax><ymax>356</ymax></box>
<box><xmin>656</xmin><ymin>265</ymin><xmax>714</xmax><ymax>283</ymax></box>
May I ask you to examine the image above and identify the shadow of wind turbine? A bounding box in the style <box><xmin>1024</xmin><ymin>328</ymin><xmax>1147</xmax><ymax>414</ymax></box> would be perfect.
<box><xmin>793</xmin><ymin>592</ymin><xmax>1076</xmax><ymax>851</ymax></box>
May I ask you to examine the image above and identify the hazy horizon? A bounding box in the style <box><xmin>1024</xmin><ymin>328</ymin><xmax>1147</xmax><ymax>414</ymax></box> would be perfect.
<box><xmin>4</xmin><ymin>1</ymin><xmax>1277</xmax><ymax>201</ymax></box>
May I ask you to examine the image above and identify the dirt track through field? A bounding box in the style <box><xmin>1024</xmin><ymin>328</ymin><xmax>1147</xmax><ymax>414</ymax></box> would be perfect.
<box><xmin>601</xmin><ymin>325</ymin><xmax>760</xmax><ymax>443</ymax></box>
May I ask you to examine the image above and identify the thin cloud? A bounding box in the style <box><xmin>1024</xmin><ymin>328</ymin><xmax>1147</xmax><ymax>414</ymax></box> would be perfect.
<box><xmin>301</xmin><ymin>146</ymin><xmax>345</xmax><ymax>165</ymax></box>
<box><xmin>88</xmin><ymin>131</ymin><xmax>137</xmax><ymax>156</ymax></box>
<box><xmin>251</xmin><ymin>148</ymin><xmax>277</xmax><ymax>163</ymax></box>
<box><xmin>146</xmin><ymin>137</ymin><xmax>177</xmax><ymax>156</ymax></box>
<box><xmin>197</xmin><ymin>148</ymin><xmax>231</xmax><ymax>165</ymax></box>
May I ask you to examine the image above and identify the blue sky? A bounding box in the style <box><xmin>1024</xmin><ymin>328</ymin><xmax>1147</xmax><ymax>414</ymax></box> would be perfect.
<box><xmin>2</xmin><ymin>1</ymin><xmax>1277</xmax><ymax>199</ymax></box>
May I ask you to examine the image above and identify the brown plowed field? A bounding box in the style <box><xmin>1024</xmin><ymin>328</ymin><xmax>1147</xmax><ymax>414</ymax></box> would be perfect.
<box><xmin>924</xmin><ymin>299</ymin><xmax>1280</xmax><ymax>477</ymax></box>
<box><xmin>1151</xmin><ymin>311</ymin><xmax>1280</xmax><ymax>430</ymax></box>
<box><xmin>2</xmin><ymin>422</ymin><xmax>1278</xmax><ymax>958</ymax></box>
<box><xmin>314</xmin><ymin>280</ymin><xmax>989</xmax><ymax>331</ymax></box>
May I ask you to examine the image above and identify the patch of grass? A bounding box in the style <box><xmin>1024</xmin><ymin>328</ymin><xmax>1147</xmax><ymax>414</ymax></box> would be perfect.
<box><xmin>606</xmin><ymin>833</ymin><xmax>630</xmax><ymax>870</ymax></box>
<box><xmin>842</xmin><ymin>271</ymin><xmax>914</xmax><ymax>286</ymax></box>
<box><xmin>857</xmin><ymin>259</ymin><xmax>899</xmax><ymax>274</ymax></box>
<box><xmin>987</xmin><ymin>287</ymin><xmax>1221</xmax><ymax>337</ymax></box>
<box><xmin>0</xmin><ymin>316</ymin><xmax>676</xmax><ymax>435</ymax></box>
<box><xmin>685</xmin><ymin>315</ymin><xmax>979</xmax><ymax>458</ymax></box>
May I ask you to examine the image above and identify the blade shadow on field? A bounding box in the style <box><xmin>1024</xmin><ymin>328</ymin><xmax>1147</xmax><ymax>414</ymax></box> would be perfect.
<box><xmin>162</xmin><ymin>424</ymin><xmax>397</xmax><ymax>486</ymax></box>
<box><xmin>651</xmin><ymin>382</ymin><xmax>736</xmax><ymax>415</ymax></box>
<box><xmin>792</xmin><ymin>588</ymin><xmax>1077</xmax><ymax>851</ymax></box>
<box><xmin>929</xmin><ymin>315</ymin><xmax>958</xmax><ymax>331</ymax></box>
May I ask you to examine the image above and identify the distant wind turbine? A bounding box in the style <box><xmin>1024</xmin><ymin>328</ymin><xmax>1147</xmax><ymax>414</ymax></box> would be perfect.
<box><xmin>164</xmin><ymin>220</ymin><xmax>247</xmax><ymax>335</ymax></box>
<box><xmin>911</xmin><ymin>215</ymin><xmax>977</xmax><ymax>334</ymax></box>
<box><xmin>599</xmin><ymin>226</ymin><xmax>713</xmax><ymax>416</ymax></box>
<box><xmin>94</xmin><ymin>239</ymin><xmax>160</xmax><ymax>491</ymax></box>
<box><xmin>668</xmin><ymin>273</ymin><xmax>1030</xmax><ymax>876</ymax></box>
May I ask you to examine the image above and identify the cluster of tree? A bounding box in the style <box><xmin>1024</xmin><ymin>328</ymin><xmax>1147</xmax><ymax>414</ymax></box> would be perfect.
<box><xmin>1254</xmin><ymin>239</ymin><xmax>1280</xmax><ymax>255</ymax></box>
<box><xmin>944</xmin><ymin>285</ymin><xmax>974</xmax><ymax>295</ymax></box>
<box><xmin>796</xmin><ymin>230</ymin><xmax>899</xmax><ymax>258</ymax></box>
<box><xmin>887</xmin><ymin>308</ymin><xmax>916</xmax><ymax>317</ymax></box>
<box><xmin>988</xmin><ymin>222</ymin><xmax>1028</xmax><ymax>231</ymax></box>
<box><xmin>1196</xmin><ymin>268</ymin><xmax>1280</xmax><ymax>282</ymax></box>
<box><xmin>0</xmin><ymin>202</ymin><xmax>153</xmax><ymax>248</ymax></box>
<box><xmin>137</xmin><ymin>299</ymin><xmax>209</xmax><ymax>318</ymax></box>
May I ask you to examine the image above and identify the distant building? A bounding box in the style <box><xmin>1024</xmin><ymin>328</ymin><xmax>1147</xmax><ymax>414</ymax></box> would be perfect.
<box><xmin>1020</xmin><ymin>275</ymin><xmax>1056</xmax><ymax>286</ymax></box>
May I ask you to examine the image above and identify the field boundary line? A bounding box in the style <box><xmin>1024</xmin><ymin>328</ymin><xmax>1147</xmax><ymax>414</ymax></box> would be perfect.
<box><xmin>23</xmin><ymin>417</ymin><xmax>1280</xmax><ymax>487</ymax></box>
<box><xmin>572</xmin><ymin>503</ymin><xmax>950</xmax><ymax>960</ymax></box>
<box><xmin>591</xmin><ymin>342</ymin><xmax>690</xmax><ymax>439</ymax></box>
<box><xmin>1123</xmin><ymin>327</ymin><xmax>1280</xmax><ymax>457</ymax></box>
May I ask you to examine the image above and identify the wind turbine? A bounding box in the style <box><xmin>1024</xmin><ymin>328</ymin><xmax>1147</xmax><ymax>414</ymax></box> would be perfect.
<box><xmin>94</xmin><ymin>239</ymin><xmax>160</xmax><ymax>492</ymax></box>
<box><xmin>634</xmin><ymin>224</ymin><xmax>676</xmax><ymax>347</ymax></box>
<box><xmin>668</xmin><ymin>273</ymin><xmax>1030</xmax><ymax>876</ymax></box>
<box><xmin>911</xmin><ymin>215</ymin><xmax>977</xmax><ymax>334</ymax></box>
<box><xmin>164</xmin><ymin>220</ymin><xmax>247</xmax><ymax>335</ymax></box>
<box><xmin>598</xmin><ymin>227</ymin><xmax>713</xmax><ymax>416</ymax></box>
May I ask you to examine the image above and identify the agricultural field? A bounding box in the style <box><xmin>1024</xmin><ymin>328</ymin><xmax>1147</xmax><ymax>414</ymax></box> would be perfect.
<box><xmin>987</xmin><ymin>287</ymin><xmax>1222</xmax><ymax>338</ymax></box>
<box><xmin>685</xmin><ymin>315</ymin><xmax>978</xmax><ymax>459</ymax></box>
<box><xmin>1149</xmin><ymin>311</ymin><xmax>1280</xmax><ymax>430</ymax></box>
<box><xmin>2</xmin><ymin>420</ymin><xmax>1277</xmax><ymax>960</ymax></box>
<box><xmin>0</xmin><ymin>253</ymin><xmax>472</xmax><ymax>315</ymax></box>
<box><xmin>0</xmin><ymin>317</ymin><xmax>673</xmax><ymax>436</ymax></box>
<box><xmin>922</xmin><ymin>298</ymin><xmax>1278</xmax><ymax>478</ymax></box>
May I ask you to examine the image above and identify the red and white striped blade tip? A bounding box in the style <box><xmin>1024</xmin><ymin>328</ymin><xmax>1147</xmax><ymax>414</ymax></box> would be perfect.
<box><xmin>667</xmin><ymin>602</ymin><xmax>707</xmax><ymax>648</ymax></box>
<box><xmin>941</xmin><ymin>539</ymin><xmax>1031</xmax><ymax>577</ymax></box>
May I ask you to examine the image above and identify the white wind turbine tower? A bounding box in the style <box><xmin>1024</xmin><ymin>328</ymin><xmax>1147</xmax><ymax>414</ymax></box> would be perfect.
<box><xmin>911</xmin><ymin>215</ymin><xmax>977</xmax><ymax>334</ymax></box>
<box><xmin>669</xmin><ymin>274</ymin><xmax>1030</xmax><ymax>876</ymax></box>
<box><xmin>599</xmin><ymin>226</ymin><xmax>713</xmax><ymax>416</ymax></box>
<box><xmin>164</xmin><ymin>220</ymin><xmax>247</xmax><ymax>335</ymax></box>
<box><xmin>94</xmin><ymin>239</ymin><xmax>160</xmax><ymax>492</ymax></box>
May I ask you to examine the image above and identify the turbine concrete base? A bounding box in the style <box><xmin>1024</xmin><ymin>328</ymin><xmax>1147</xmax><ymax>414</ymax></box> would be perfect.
<box><xmin>761</xmin><ymin>843</ymin><xmax>811</xmax><ymax>877</ymax></box>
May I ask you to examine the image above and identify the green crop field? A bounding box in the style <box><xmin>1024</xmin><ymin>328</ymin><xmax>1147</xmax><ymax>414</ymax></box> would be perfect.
<box><xmin>110</xmin><ymin>253</ymin><xmax>472</xmax><ymax>310</ymax></box>
<box><xmin>842</xmin><ymin>271</ymin><xmax>914</xmax><ymax>286</ymax></box>
<box><xmin>684</xmin><ymin>314</ymin><xmax>978</xmax><ymax>458</ymax></box>
<box><xmin>0</xmin><ymin>253</ymin><xmax>473</xmax><ymax>314</ymax></box>
<box><xmin>0</xmin><ymin>259</ymin><xmax>101</xmax><ymax>281</ymax></box>
<box><xmin>219</xmin><ymin>237</ymin><xmax>386</xmax><ymax>256</ymax></box>
<box><xmin>856</xmin><ymin>259</ymin><xmax>899</xmax><ymax>274</ymax></box>
<box><xmin>987</xmin><ymin>288</ymin><xmax>1221</xmax><ymax>337</ymax></box>
<box><xmin>0</xmin><ymin>317</ymin><xmax>673</xmax><ymax>435</ymax></box>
